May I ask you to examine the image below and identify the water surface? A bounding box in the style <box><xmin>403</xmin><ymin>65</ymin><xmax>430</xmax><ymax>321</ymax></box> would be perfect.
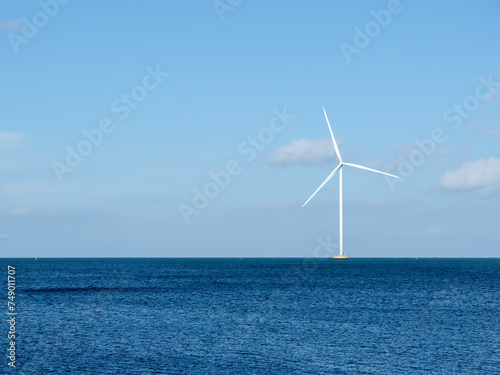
<box><xmin>3</xmin><ymin>258</ymin><xmax>499</xmax><ymax>374</ymax></box>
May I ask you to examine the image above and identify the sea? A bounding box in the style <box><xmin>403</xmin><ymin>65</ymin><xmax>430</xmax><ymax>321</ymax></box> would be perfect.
<box><xmin>2</xmin><ymin>258</ymin><xmax>499</xmax><ymax>374</ymax></box>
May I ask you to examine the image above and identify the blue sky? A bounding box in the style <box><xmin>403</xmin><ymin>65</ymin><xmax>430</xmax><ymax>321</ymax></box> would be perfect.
<box><xmin>1</xmin><ymin>0</ymin><xmax>499</xmax><ymax>257</ymax></box>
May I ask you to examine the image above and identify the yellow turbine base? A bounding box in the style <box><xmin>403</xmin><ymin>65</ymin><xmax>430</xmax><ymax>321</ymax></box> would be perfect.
<box><xmin>333</xmin><ymin>254</ymin><xmax>350</xmax><ymax>260</ymax></box>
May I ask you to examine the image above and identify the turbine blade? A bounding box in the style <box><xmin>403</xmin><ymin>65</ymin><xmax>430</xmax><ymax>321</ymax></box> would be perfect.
<box><xmin>322</xmin><ymin>107</ymin><xmax>342</xmax><ymax>163</ymax></box>
<box><xmin>302</xmin><ymin>164</ymin><xmax>342</xmax><ymax>207</ymax></box>
<box><xmin>343</xmin><ymin>163</ymin><xmax>399</xmax><ymax>179</ymax></box>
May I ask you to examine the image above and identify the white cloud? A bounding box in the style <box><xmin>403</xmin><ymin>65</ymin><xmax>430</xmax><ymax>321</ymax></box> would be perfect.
<box><xmin>439</xmin><ymin>157</ymin><xmax>500</xmax><ymax>190</ymax></box>
<box><xmin>468</xmin><ymin>124</ymin><xmax>486</xmax><ymax>135</ymax></box>
<box><xmin>261</xmin><ymin>201</ymin><xmax>298</xmax><ymax>209</ymax></box>
<box><xmin>5</xmin><ymin>208</ymin><xmax>36</xmax><ymax>218</ymax></box>
<box><xmin>3</xmin><ymin>208</ymin><xmax>107</xmax><ymax>220</ymax></box>
<box><xmin>0</xmin><ymin>19</ymin><xmax>22</xmax><ymax>31</ymax></box>
<box><xmin>486</xmin><ymin>89</ymin><xmax>500</xmax><ymax>103</ymax></box>
<box><xmin>370</xmin><ymin>141</ymin><xmax>454</xmax><ymax>175</ymax></box>
<box><xmin>492</xmin><ymin>123</ymin><xmax>500</xmax><ymax>136</ymax></box>
<box><xmin>267</xmin><ymin>139</ymin><xmax>341</xmax><ymax>166</ymax></box>
<box><xmin>425</xmin><ymin>227</ymin><xmax>443</xmax><ymax>234</ymax></box>
<box><xmin>0</xmin><ymin>132</ymin><xmax>25</xmax><ymax>151</ymax></box>
<box><xmin>468</xmin><ymin>122</ymin><xmax>500</xmax><ymax>136</ymax></box>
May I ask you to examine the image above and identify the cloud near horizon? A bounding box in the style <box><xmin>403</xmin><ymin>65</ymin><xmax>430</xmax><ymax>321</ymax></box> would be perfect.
<box><xmin>439</xmin><ymin>157</ymin><xmax>500</xmax><ymax>190</ymax></box>
<box><xmin>5</xmin><ymin>208</ymin><xmax>36</xmax><ymax>218</ymax></box>
<box><xmin>267</xmin><ymin>139</ymin><xmax>341</xmax><ymax>166</ymax></box>
<box><xmin>0</xmin><ymin>131</ymin><xmax>26</xmax><ymax>151</ymax></box>
<box><xmin>0</xmin><ymin>19</ymin><xmax>22</xmax><ymax>31</ymax></box>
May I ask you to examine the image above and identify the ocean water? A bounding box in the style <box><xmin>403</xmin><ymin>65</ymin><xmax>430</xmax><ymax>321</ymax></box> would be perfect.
<box><xmin>2</xmin><ymin>258</ymin><xmax>499</xmax><ymax>374</ymax></box>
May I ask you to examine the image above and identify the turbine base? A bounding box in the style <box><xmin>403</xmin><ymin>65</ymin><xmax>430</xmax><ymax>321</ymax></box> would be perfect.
<box><xmin>333</xmin><ymin>254</ymin><xmax>350</xmax><ymax>260</ymax></box>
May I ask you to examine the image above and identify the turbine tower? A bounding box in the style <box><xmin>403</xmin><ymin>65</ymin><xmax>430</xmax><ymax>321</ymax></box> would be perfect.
<box><xmin>302</xmin><ymin>108</ymin><xmax>399</xmax><ymax>259</ymax></box>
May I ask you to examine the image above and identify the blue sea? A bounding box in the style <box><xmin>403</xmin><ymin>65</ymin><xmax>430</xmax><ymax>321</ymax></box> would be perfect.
<box><xmin>2</xmin><ymin>258</ymin><xmax>499</xmax><ymax>374</ymax></box>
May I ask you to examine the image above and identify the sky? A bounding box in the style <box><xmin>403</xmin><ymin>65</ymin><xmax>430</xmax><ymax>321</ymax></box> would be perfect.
<box><xmin>1</xmin><ymin>0</ymin><xmax>500</xmax><ymax>257</ymax></box>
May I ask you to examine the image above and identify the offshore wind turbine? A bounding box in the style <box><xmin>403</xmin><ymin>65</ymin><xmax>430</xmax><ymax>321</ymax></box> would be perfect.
<box><xmin>302</xmin><ymin>108</ymin><xmax>399</xmax><ymax>260</ymax></box>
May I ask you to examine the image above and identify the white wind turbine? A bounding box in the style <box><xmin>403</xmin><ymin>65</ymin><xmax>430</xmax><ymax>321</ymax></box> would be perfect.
<box><xmin>302</xmin><ymin>108</ymin><xmax>399</xmax><ymax>259</ymax></box>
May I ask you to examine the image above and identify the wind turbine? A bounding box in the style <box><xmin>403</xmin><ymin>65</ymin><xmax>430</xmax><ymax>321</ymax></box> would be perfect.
<box><xmin>302</xmin><ymin>108</ymin><xmax>399</xmax><ymax>259</ymax></box>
